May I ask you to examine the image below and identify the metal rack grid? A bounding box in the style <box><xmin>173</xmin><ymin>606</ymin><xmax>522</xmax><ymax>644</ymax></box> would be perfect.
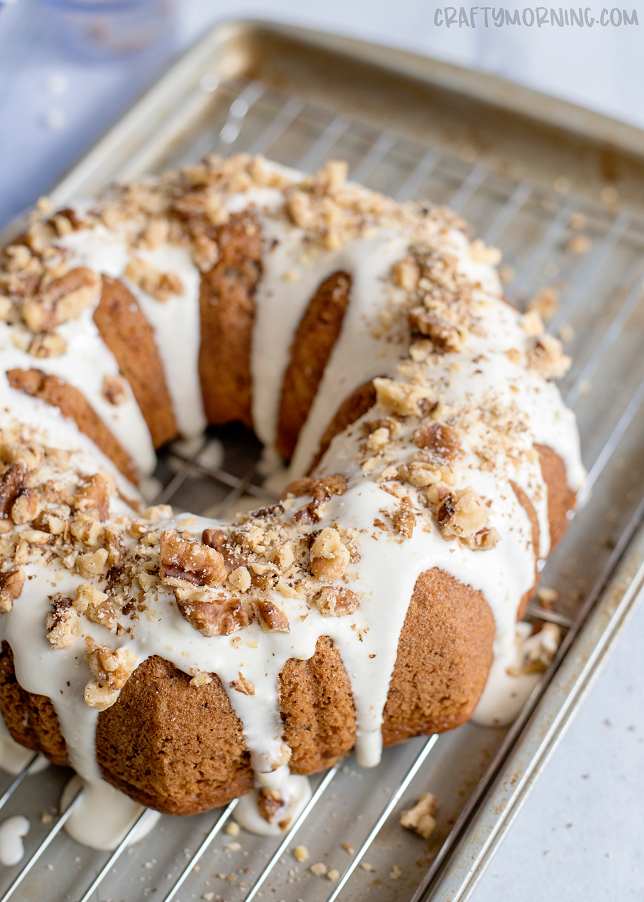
<box><xmin>2</xmin><ymin>75</ymin><xmax>644</xmax><ymax>902</ymax></box>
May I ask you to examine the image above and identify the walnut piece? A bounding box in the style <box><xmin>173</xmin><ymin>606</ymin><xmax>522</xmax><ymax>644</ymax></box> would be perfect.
<box><xmin>310</xmin><ymin>528</ymin><xmax>349</xmax><ymax>581</ymax></box>
<box><xmin>393</xmin><ymin>497</ymin><xmax>416</xmax><ymax>539</ymax></box>
<box><xmin>46</xmin><ymin>595</ymin><xmax>79</xmax><ymax>648</ymax></box>
<box><xmin>391</xmin><ymin>257</ymin><xmax>420</xmax><ymax>292</ymax></box>
<box><xmin>413</xmin><ymin>423</ymin><xmax>462</xmax><ymax>460</ymax></box>
<box><xmin>314</xmin><ymin>586</ymin><xmax>360</xmax><ymax>617</ymax></box>
<box><xmin>22</xmin><ymin>268</ymin><xmax>100</xmax><ymax>332</ymax></box>
<box><xmin>74</xmin><ymin>583</ymin><xmax>118</xmax><ymax>632</ymax></box>
<box><xmin>397</xmin><ymin>461</ymin><xmax>442</xmax><ymax>487</ymax></box>
<box><xmin>373</xmin><ymin>377</ymin><xmax>434</xmax><ymax>418</ymax></box>
<box><xmin>408</xmin><ymin>308</ymin><xmax>464</xmax><ymax>352</ymax></box>
<box><xmin>84</xmin><ymin>681</ymin><xmax>119</xmax><ymax>712</ymax></box>
<box><xmin>73</xmin><ymin>474</ymin><xmax>110</xmax><ymax>522</ymax></box>
<box><xmin>0</xmin><ymin>569</ymin><xmax>25</xmax><ymax>612</ymax></box>
<box><xmin>125</xmin><ymin>257</ymin><xmax>184</xmax><ymax>301</ymax></box>
<box><xmin>77</xmin><ymin>548</ymin><xmax>108</xmax><ymax>578</ymax></box>
<box><xmin>174</xmin><ymin>586</ymin><xmax>251</xmax><ymax>637</ymax></box>
<box><xmin>527</xmin><ymin>334</ymin><xmax>571</xmax><ymax>378</ymax></box>
<box><xmin>85</xmin><ymin>642</ymin><xmax>137</xmax><ymax>691</ymax></box>
<box><xmin>27</xmin><ymin>332</ymin><xmax>67</xmax><ymax>359</ymax></box>
<box><xmin>102</xmin><ymin>374</ymin><xmax>128</xmax><ymax>406</ymax></box>
<box><xmin>253</xmin><ymin>599</ymin><xmax>290</xmax><ymax>633</ymax></box>
<box><xmin>0</xmin><ymin>462</ymin><xmax>28</xmax><ymax>518</ymax></box>
<box><xmin>160</xmin><ymin>529</ymin><xmax>227</xmax><ymax>587</ymax></box>
<box><xmin>399</xmin><ymin>793</ymin><xmax>440</xmax><ymax>839</ymax></box>
<box><xmin>11</xmin><ymin>488</ymin><xmax>40</xmax><ymax>524</ymax></box>
<box><xmin>229</xmin><ymin>671</ymin><xmax>255</xmax><ymax>695</ymax></box>
<box><xmin>228</xmin><ymin>566</ymin><xmax>251</xmax><ymax>593</ymax></box>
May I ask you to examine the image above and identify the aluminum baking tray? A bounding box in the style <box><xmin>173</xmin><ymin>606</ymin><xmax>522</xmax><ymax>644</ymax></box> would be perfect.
<box><xmin>2</xmin><ymin>19</ymin><xmax>644</xmax><ymax>902</ymax></box>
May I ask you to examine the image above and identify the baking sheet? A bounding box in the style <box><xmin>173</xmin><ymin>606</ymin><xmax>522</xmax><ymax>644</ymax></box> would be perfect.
<box><xmin>2</xmin><ymin>20</ymin><xmax>644</xmax><ymax>902</ymax></box>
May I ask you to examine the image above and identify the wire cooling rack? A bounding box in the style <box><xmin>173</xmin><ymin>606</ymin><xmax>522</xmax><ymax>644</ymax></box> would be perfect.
<box><xmin>2</xmin><ymin>74</ymin><xmax>644</xmax><ymax>902</ymax></box>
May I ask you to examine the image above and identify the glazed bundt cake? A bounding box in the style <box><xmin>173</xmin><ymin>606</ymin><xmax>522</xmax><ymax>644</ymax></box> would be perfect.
<box><xmin>0</xmin><ymin>156</ymin><xmax>584</xmax><ymax>836</ymax></box>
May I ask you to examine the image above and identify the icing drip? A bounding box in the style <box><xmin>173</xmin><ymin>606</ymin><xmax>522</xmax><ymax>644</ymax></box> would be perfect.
<box><xmin>0</xmin><ymin>156</ymin><xmax>586</xmax><ymax>845</ymax></box>
<box><xmin>0</xmin><ymin>816</ymin><xmax>29</xmax><ymax>866</ymax></box>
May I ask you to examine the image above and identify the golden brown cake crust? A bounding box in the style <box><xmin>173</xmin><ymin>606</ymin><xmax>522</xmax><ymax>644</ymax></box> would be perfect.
<box><xmin>6</xmin><ymin>368</ymin><xmax>138</xmax><ymax>485</ymax></box>
<box><xmin>308</xmin><ymin>379</ymin><xmax>378</xmax><ymax>473</ymax></box>
<box><xmin>535</xmin><ymin>443</ymin><xmax>576</xmax><ymax>549</ymax></box>
<box><xmin>276</xmin><ymin>271</ymin><xmax>351</xmax><ymax>460</ymax></box>
<box><xmin>0</xmin><ymin>642</ymin><xmax>69</xmax><ymax>767</ymax></box>
<box><xmin>382</xmin><ymin>568</ymin><xmax>495</xmax><ymax>744</ymax></box>
<box><xmin>198</xmin><ymin>211</ymin><xmax>262</xmax><ymax>428</ymax></box>
<box><xmin>93</xmin><ymin>276</ymin><xmax>177</xmax><ymax>449</ymax></box>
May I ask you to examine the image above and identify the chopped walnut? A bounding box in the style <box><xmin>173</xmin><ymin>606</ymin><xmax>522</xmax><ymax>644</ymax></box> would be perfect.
<box><xmin>253</xmin><ymin>599</ymin><xmax>290</xmax><ymax>633</ymax></box>
<box><xmin>190</xmin><ymin>671</ymin><xmax>212</xmax><ymax>687</ymax></box>
<box><xmin>11</xmin><ymin>488</ymin><xmax>39</xmax><ymax>524</ymax></box>
<box><xmin>174</xmin><ymin>586</ymin><xmax>251</xmax><ymax>637</ymax></box>
<box><xmin>400</xmin><ymin>793</ymin><xmax>440</xmax><ymax>839</ymax></box>
<box><xmin>469</xmin><ymin>239</ymin><xmax>501</xmax><ymax>266</ymax></box>
<box><xmin>392</xmin><ymin>497</ymin><xmax>416</xmax><ymax>539</ymax></box>
<box><xmin>0</xmin><ymin>462</ymin><xmax>28</xmax><ymax>518</ymax></box>
<box><xmin>373</xmin><ymin>377</ymin><xmax>434</xmax><ymax>418</ymax></box>
<box><xmin>0</xmin><ymin>569</ymin><xmax>25</xmax><ymax>612</ymax></box>
<box><xmin>293</xmin><ymin>845</ymin><xmax>309</xmax><ymax>863</ymax></box>
<box><xmin>413</xmin><ymin>422</ymin><xmax>462</xmax><ymax>460</ymax></box>
<box><xmin>84</xmin><ymin>681</ymin><xmax>120</xmax><ymax>712</ymax></box>
<box><xmin>527</xmin><ymin>334</ymin><xmax>571</xmax><ymax>378</ymax></box>
<box><xmin>46</xmin><ymin>595</ymin><xmax>79</xmax><ymax>648</ymax></box>
<box><xmin>521</xmin><ymin>309</ymin><xmax>544</xmax><ymax>337</ymax></box>
<box><xmin>438</xmin><ymin>488</ymin><xmax>498</xmax><ymax>549</ymax></box>
<box><xmin>257</xmin><ymin>789</ymin><xmax>283</xmax><ymax>823</ymax></box>
<box><xmin>228</xmin><ymin>566</ymin><xmax>251</xmax><ymax>593</ymax></box>
<box><xmin>85</xmin><ymin>642</ymin><xmax>137</xmax><ymax>691</ymax></box>
<box><xmin>310</xmin><ymin>528</ymin><xmax>349</xmax><ymax>581</ymax></box>
<box><xmin>314</xmin><ymin>586</ymin><xmax>360</xmax><ymax>617</ymax></box>
<box><xmin>521</xmin><ymin>623</ymin><xmax>561</xmax><ymax>673</ymax></box>
<box><xmin>391</xmin><ymin>257</ymin><xmax>420</xmax><ymax>292</ymax></box>
<box><xmin>141</xmin><ymin>216</ymin><xmax>169</xmax><ymax>249</ymax></box>
<box><xmin>125</xmin><ymin>257</ymin><xmax>183</xmax><ymax>302</ymax></box>
<box><xmin>229</xmin><ymin>671</ymin><xmax>255</xmax><ymax>695</ymax></box>
<box><xmin>27</xmin><ymin>332</ymin><xmax>67</xmax><ymax>358</ymax></box>
<box><xmin>408</xmin><ymin>308</ymin><xmax>464</xmax><ymax>352</ymax></box>
<box><xmin>160</xmin><ymin>529</ymin><xmax>227</xmax><ymax>587</ymax></box>
<box><xmin>192</xmin><ymin>234</ymin><xmax>219</xmax><ymax>272</ymax></box>
<box><xmin>102</xmin><ymin>374</ymin><xmax>128</xmax><ymax>406</ymax></box>
<box><xmin>22</xmin><ymin>268</ymin><xmax>100</xmax><ymax>332</ymax></box>
<box><xmin>398</xmin><ymin>461</ymin><xmax>442</xmax><ymax>487</ymax></box>
<box><xmin>73</xmin><ymin>474</ymin><xmax>111</xmax><ymax>522</ymax></box>
<box><xmin>527</xmin><ymin>287</ymin><xmax>559</xmax><ymax>322</ymax></box>
<box><xmin>144</xmin><ymin>504</ymin><xmax>172</xmax><ymax>521</ymax></box>
<box><xmin>77</xmin><ymin>548</ymin><xmax>108</xmax><ymax>578</ymax></box>
<box><xmin>74</xmin><ymin>584</ymin><xmax>118</xmax><ymax>632</ymax></box>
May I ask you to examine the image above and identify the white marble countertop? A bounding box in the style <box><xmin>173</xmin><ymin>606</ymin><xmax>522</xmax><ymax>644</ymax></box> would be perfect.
<box><xmin>1</xmin><ymin>2</ymin><xmax>643</xmax><ymax>897</ymax></box>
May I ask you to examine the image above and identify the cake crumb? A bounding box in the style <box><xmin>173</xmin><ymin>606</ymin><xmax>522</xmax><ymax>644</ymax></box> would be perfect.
<box><xmin>310</xmin><ymin>862</ymin><xmax>326</xmax><ymax>876</ymax></box>
<box><xmin>225</xmin><ymin>822</ymin><xmax>240</xmax><ymax>836</ymax></box>
<box><xmin>390</xmin><ymin>865</ymin><xmax>403</xmax><ymax>879</ymax></box>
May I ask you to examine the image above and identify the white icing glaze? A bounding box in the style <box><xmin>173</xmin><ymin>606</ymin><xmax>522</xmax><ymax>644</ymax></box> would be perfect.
<box><xmin>124</xmin><ymin>244</ymin><xmax>205</xmax><ymax>438</ymax></box>
<box><xmin>0</xmin><ymin>158</ymin><xmax>586</xmax><ymax>845</ymax></box>
<box><xmin>234</xmin><ymin>775</ymin><xmax>311</xmax><ymax>836</ymax></box>
<box><xmin>0</xmin><ymin>816</ymin><xmax>29</xmax><ymax>866</ymax></box>
<box><xmin>61</xmin><ymin>776</ymin><xmax>161</xmax><ymax>850</ymax></box>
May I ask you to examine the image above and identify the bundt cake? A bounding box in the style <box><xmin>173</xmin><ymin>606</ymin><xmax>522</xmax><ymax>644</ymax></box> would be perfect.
<box><xmin>0</xmin><ymin>155</ymin><xmax>584</xmax><ymax>838</ymax></box>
